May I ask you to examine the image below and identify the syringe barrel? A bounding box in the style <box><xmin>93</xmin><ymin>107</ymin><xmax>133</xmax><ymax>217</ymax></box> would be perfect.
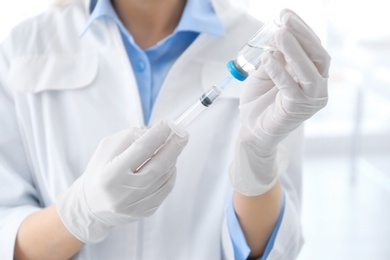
<box><xmin>174</xmin><ymin>99</ymin><xmax>207</xmax><ymax>128</ymax></box>
<box><xmin>200</xmin><ymin>85</ymin><xmax>222</xmax><ymax>107</ymax></box>
<box><xmin>175</xmin><ymin>85</ymin><xmax>222</xmax><ymax>128</ymax></box>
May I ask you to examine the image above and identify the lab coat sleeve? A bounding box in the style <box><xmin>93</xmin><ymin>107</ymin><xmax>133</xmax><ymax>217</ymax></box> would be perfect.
<box><xmin>225</xmin><ymin>194</ymin><xmax>286</xmax><ymax>260</ymax></box>
<box><xmin>222</xmin><ymin>191</ymin><xmax>303</xmax><ymax>260</ymax></box>
<box><xmin>0</xmin><ymin>43</ymin><xmax>42</xmax><ymax>259</ymax></box>
<box><xmin>222</xmin><ymin>127</ymin><xmax>305</xmax><ymax>260</ymax></box>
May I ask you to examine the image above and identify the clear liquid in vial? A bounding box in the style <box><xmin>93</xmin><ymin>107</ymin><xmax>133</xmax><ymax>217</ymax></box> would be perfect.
<box><xmin>235</xmin><ymin>44</ymin><xmax>277</xmax><ymax>74</ymax></box>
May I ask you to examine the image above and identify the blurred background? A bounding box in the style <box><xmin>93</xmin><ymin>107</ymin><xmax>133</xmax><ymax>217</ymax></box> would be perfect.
<box><xmin>242</xmin><ymin>1</ymin><xmax>390</xmax><ymax>259</ymax></box>
<box><xmin>1</xmin><ymin>0</ymin><xmax>389</xmax><ymax>259</ymax></box>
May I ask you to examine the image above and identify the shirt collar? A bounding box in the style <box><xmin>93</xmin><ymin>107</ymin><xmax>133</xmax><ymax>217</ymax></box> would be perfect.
<box><xmin>80</xmin><ymin>0</ymin><xmax>224</xmax><ymax>37</ymax></box>
<box><xmin>80</xmin><ymin>0</ymin><xmax>118</xmax><ymax>36</ymax></box>
<box><xmin>175</xmin><ymin>0</ymin><xmax>224</xmax><ymax>36</ymax></box>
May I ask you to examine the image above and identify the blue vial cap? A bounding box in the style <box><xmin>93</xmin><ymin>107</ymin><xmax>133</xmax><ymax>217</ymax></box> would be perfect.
<box><xmin>227</xmin><ymin>60</ymin><xmax>247</xmax><ymax>81</ymax></box>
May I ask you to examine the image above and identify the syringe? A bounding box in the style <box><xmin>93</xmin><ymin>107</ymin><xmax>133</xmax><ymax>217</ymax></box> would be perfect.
<box><xmin>174</xmin><ymin>19</ymin><xmax>280</xmax><ymax>129</ymax></box>
<box><xmin>136</xmin><ymin>19</ymin><xmax>280</xmax><ymax>172</ymax></box>
<box><xmin>133</xmin><ymin>74</ymin><xmax>235</xmax><ymax>172</ymax></box>
<box><xmin>174</xmin><ymin>74</ymin><xmax>235</xmax><ymax>128</ymax></box>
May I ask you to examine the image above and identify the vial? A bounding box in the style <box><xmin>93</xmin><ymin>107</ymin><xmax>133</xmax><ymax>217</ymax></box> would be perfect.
<box><xmin>227</xmin><ymin>19</ymin><xmax>281</xmax><ymax>81</ymax></box>
<box><xmin>174</xmin><ymin>19</ymin><xmax>281</xmax><ymax>129</ymax></box>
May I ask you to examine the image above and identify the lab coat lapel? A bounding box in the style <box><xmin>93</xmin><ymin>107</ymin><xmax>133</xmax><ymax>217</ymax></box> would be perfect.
<box><xmin>148</xmin><ymin>36</ymin><xmax>207</xmax><ymax>126</ymax></box>
<box><xmin>95</xmin><ymin>20</ymin><xmax>145</xmax><ymax>127</ymax></box>
<box><xmin>109</xmin><ymin>26</ymin><xmax>145</xmax><ymax>127</ymax></box>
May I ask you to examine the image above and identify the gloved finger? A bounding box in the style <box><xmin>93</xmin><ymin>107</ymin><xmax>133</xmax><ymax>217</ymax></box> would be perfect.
<box><xmin>272</xmin><ymin>51</ymin><xmax>301</xmax><ymax>84</ymax></box>
<box><xmin>118</xmin><ymin>165</ymin><xmax>175</xmax><ymax>198</ymax></box>
<box><xmin>274</xmin><ymin>29</ymin><xmax>327</xmax><ymax>98</ymax></box>
<box><xmin>110</xmin><ymin>171</ymin><xmax>176</xmax><ymax>220</ymax></box>
<box><xmin>273</xmin><ymin>50</ymin><xmax>288</xmax><ymax>67</ymax></box>
<box><xmin>241</xmin><ymin>49</ymin><xmax>289</xmax><ymax>105</ymax></box>
<box><xmin>87</xmin><ymin>128</ymin><xmax>147</xmax><ymax>169</ymax></box>
<box><xmin>261</xmin><ymin>52</ymin><xmax>302</xmax><ymax>98</ymax></box>
<box><xmin>104</xmin><ymin>128</ymin><xmax>147</xmax><ymax>154</ymax></box>
<box><xmin>280</xmin><ymin>9</ymin><xmax>321</xmax><ymax>43</ymax></box>
<box><xmin>239</xmin><ymin>86</ymin><xmax>279</xmax><ymax>141</ymax></box>
<box><xmin>123</xmin><ymin>171</ymin><xmax>177</xmax><ymax>216</ymax></box>
<box><xmin>117</xmin><ymin>120</ymin><xmax>174</xmax><ymax>172</ymax></box>
<box><xmin>125</xmin><ymin>120</ymin><xmax>188</xmax><ymax>173</ymax></box>
<box><xmin>261</xmin><ymin>52</ymin><xmax>328</xmax><ymax>113</ymax></box>
<box><xmin>241</xmin><ymin>66</ymin><xmax>274</xmax><ymax>104</ymax></box>
<box><xmin>280</xmin><ymin>9</ymin><xmax>331</xmax><ymax>78</ymax></box>
<box><xmin>136</xmin><ymin>121</ymin><xmax>189</xmax><ymax>174</ymax></box>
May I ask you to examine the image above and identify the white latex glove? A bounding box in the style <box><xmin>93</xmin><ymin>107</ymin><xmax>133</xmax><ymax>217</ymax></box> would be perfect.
<box><xmin>230</xmin><ymin>9</ymin><xmax>330</xmax><ymax>196</ymax></box>
<box><xmin>57</xmin><ymin>120</ymin><xmax>189</xmax><ymax>243</ymax></box>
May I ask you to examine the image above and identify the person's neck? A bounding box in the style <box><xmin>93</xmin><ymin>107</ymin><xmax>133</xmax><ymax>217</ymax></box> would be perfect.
<box><xmin>111</xmin><ymin>0</ymin><xmax>187</xmax><ymax>49</ymax></box>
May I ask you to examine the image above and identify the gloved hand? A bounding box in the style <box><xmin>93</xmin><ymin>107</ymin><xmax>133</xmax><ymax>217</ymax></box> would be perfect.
<box><xmin>230</xmin><ymin>9</ymin><xmax>330</xmax><ymax>196</ymax></box>
<box><xmin>57</xmin><ymin>120</ymin><xmax>189</xmax><ymax>243</ymax></box>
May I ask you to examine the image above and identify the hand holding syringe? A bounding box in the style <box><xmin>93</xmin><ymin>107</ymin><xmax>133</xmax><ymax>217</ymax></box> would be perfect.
<box><xmin>136</xmin><ymin>19</ymin><xmax>281</xmax><ymax>172</ymax></box>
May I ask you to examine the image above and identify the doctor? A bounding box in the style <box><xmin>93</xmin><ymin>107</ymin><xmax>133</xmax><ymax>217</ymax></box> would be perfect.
<box><xmin>0</xmin><ymin>0</ymin><xmax>329</xmax><ymax>259</ymax></box>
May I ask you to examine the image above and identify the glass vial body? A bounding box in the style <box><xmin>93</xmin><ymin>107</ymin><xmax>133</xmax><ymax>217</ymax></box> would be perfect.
<box><xmin>229</xmin><ymin>19</ymin><xmax>280</xmax><ymax>80</ymax></box>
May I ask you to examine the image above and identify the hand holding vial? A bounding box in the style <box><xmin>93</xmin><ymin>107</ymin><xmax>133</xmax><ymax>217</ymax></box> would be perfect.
<box><xmin>175</xmin><ymin>18</ymin><xmax>281</xmax><ymax>128</ymax></box>
<box><xmin>230</xmin><ymin>9</ymin><xmax>330</xmax><ymax>196</ymax></box>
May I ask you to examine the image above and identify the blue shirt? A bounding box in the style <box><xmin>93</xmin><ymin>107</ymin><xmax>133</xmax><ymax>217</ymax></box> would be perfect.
<box><xmin>85</xmin><ymin>0</ymin><xmax>223</xmax><ymax>125</ymax></box>
<box><xmin>83</xmin><ymin>1</ymin><xmax>285</xmax><ymax>259</ymax></box>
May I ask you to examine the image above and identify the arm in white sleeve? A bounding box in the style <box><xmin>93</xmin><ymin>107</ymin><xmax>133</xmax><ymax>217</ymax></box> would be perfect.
<box><xmin>223</xmin><ymin>189</ymin><xmax>303</xmax><ymax>260</ymax></box>
<box><xmin>222</xmin><ymin>126</ymin><xmax>304</xmax><ymax>260</ymax></box>
<box><xmin>226</xmin><ymin>193</ymin><xmax>286</xmax><ymax>260</ymax></box>
<box><xmin>0</xmin><ymin>43</ymin><xmax>42</xmax><ymax>259</ymax></box>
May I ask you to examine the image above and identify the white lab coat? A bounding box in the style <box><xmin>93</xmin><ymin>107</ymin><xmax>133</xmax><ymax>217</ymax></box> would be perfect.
<box><xmin>0</xmin><ymin>0</ymin><xmax>304</xmax><ymax>259</ymax></box>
